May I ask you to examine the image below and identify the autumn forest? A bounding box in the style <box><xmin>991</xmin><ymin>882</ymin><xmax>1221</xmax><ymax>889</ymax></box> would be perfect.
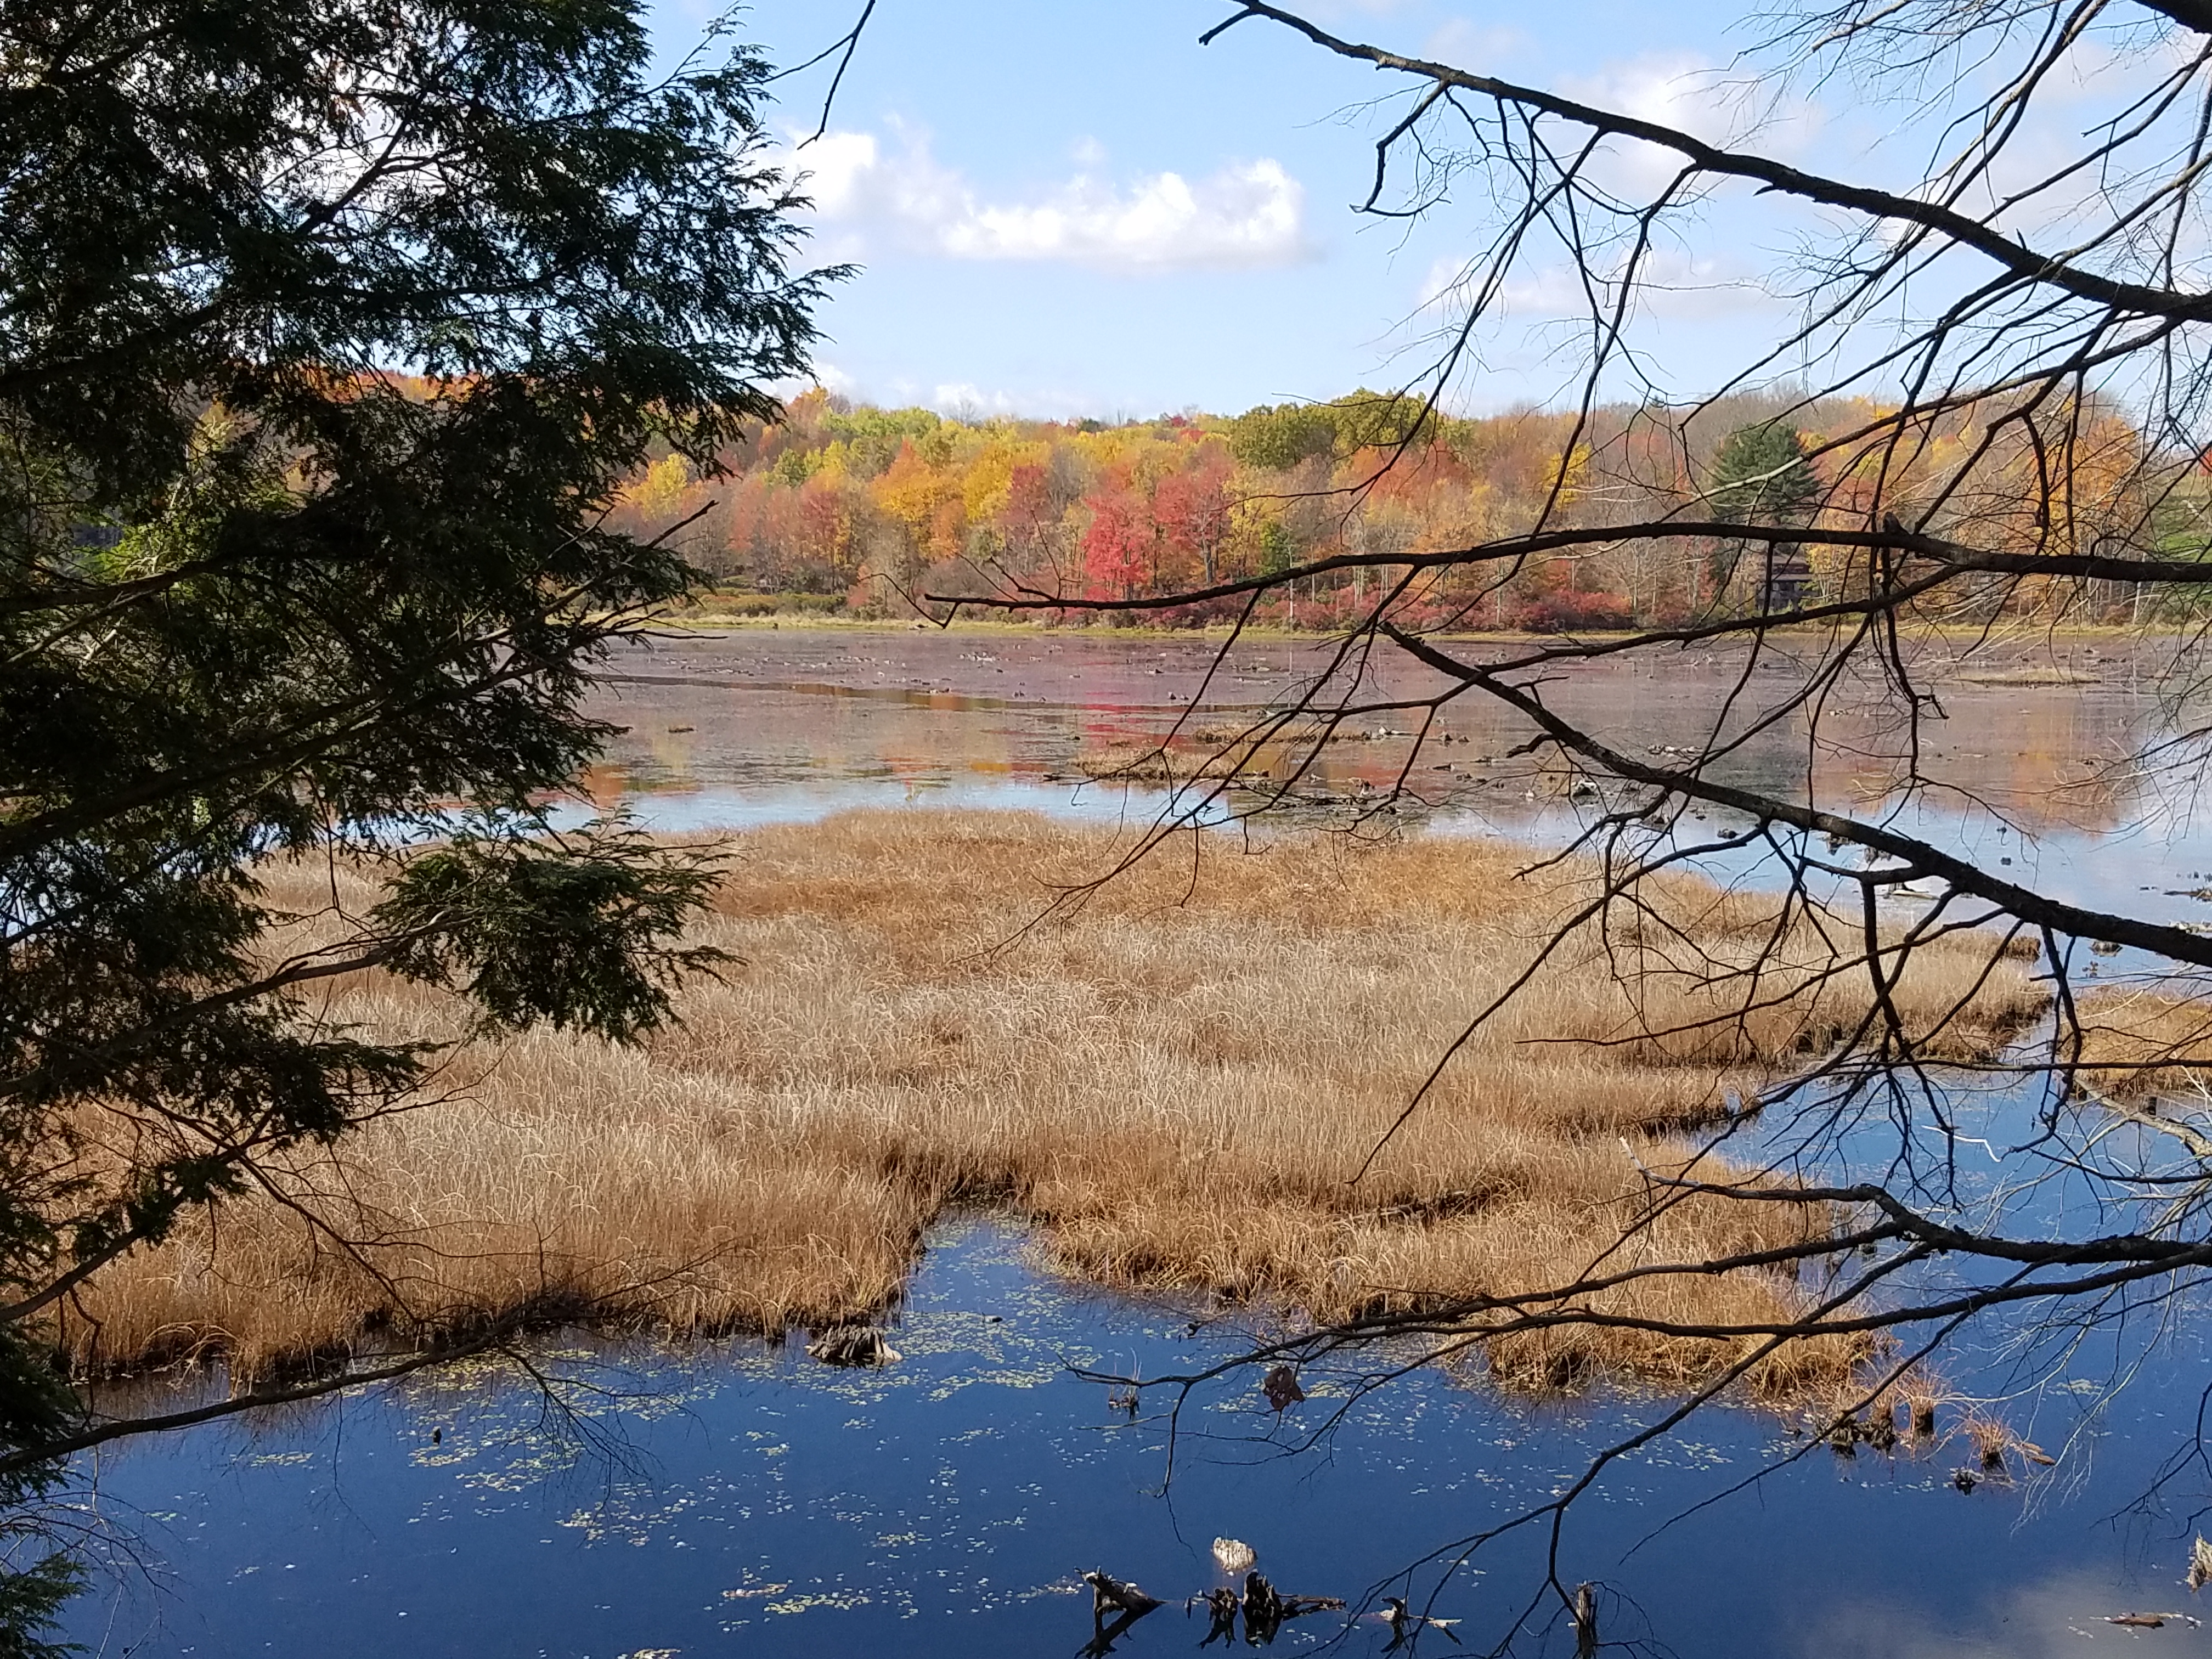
<box><xmin>607</xmin><ymin>385</ymin><xmax>2212</xmax><ymax>631</ymax></box>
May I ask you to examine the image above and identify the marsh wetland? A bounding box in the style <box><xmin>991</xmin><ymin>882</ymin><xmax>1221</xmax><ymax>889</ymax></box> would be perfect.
<box><xmin>55</xmin><ymin>627</ymin><xmax>2212</xmax><ymax>1657</ymax></box>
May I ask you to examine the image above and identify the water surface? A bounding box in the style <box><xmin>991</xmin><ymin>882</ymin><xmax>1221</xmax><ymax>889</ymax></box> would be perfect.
<box><xmin>60</xmin><ymin>1221</ymin><xmax>2212</xmax><ymax>1658</ymax></box>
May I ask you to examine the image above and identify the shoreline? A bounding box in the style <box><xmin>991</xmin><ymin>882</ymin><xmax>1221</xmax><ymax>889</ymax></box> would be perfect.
<box><xmin>644</xmin><ymin>606</ymin><xmax>2183</xmax><ymax>656</ymax></box>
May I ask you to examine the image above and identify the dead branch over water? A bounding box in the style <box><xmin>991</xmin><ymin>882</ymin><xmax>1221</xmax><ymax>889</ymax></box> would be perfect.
<box><xmin>53</xmin><ymin>810</ymin><xmax>2057</xmax><ymax>1404</ymax></box>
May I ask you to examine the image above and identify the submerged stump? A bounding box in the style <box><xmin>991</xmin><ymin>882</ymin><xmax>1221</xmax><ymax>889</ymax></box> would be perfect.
<box><xmin>804</xmin><ymin>1325</ymin><xmax>902</xmax><ymax>1367</ymax></box>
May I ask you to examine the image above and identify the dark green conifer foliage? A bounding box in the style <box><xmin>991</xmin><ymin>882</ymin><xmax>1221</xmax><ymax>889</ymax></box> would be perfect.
<box><xmin>1705</xmin><ymin>422</ymin><xmax>1822</xmax><ymax>606</ymax></box>
<box><xmin>1707</xmin><ymin>423</ymin><xmax>1821</xmax><ymax>522</ymax></box>
<box><xmin>0</xmin><ymin>2</ymin><xmax>838</xmax><ymax>1636</ymax></box>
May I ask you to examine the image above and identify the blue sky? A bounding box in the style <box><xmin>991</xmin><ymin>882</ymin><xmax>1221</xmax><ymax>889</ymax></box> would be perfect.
<box><xmin>644</xmin><ymin>2</ymin><xmax>1853</xmax><ymax>419</ymax></box>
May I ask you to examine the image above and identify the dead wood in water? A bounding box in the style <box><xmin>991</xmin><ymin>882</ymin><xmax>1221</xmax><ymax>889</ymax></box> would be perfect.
<box><xmin>1382</xmin><ymin>1595</ymin><xmax>1463</xmax><ymax>1648</ymax></box>
<box><xmin>804</xmin><ymin>1326</ymin><xmax>901</xmax><ymax>1367</ymax></box>
<box><xmin>1079</xmin><ymin>1607</ymin><xmax>1151</xmax><ymax>1656</ymax></box>
<box><xmin>1084</xmin><ymin>1569</ymin><xmax>1163</xmax><ymax>1618</ymax></box>
<box><xmin>1243</xmin><ymin>1571</ymin><xmax>1280</xmax><ymax>1632</ymax></box>
<box><xmin>1192</xmin><ymin>1587</ymin><xmax>1239</xmax><ymax>1647</ymax></box>
<box><xmin>1243</xmin><ymin>1573</ymin><xmax>1345</xmax><ymax>1644</ymax></box>
<box><xmin>1573</xmin><ymin>1582</ymin><xmax>1599</xmax><ymax>1658</ymax></box>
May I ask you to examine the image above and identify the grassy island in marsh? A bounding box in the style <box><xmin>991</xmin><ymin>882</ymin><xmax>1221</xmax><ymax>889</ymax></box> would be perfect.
<box><xmin>66</xmin><ymin>812</ymin><xmax>2054</xmax><ymax>1404</ymax></box>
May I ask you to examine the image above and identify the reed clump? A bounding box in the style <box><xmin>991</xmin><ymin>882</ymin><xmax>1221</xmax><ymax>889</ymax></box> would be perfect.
<box><xmin>62</xmin><ymin>811</ymin><xmax>2051</xmax><ymax>1402</ymax></box>
<box><xmin>1074</xmin><ymin>738</ymin><xmax>1269</xmax><ymax>782</ymax></box>
<box><xmin>2074</xmin><ymin>986</ymin><xmax>2212</xmax><ymax>1104</ymax></box>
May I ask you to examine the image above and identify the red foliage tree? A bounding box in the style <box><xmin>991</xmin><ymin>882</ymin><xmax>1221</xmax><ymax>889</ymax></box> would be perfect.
<box><xmin>1081</xmin><ymin>482</ymin><xmax>1152</xmax><ymax>602</ymax></box>
<box><xmin>1153</xmin><ymin>444</ymin><xmax>1233</xmax><ymax>584</ymax></box>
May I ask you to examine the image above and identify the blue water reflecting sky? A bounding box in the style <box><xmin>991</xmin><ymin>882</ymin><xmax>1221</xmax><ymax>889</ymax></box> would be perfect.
<box><xmin>57</xmin><ymin>1220</ymin><xmax>2212</xmax><ymax>1657</ymax></box>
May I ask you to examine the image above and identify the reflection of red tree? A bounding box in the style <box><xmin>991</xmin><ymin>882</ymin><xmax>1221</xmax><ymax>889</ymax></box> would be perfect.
<box><xmin>576</xmin><ymin>764</ymin><xmax>628</xmax><ymax>813</ymax></box>
<box><xmin>1076</xmin><ymin>707</ymin><xmax>1149</xmax><ymax>752</ymax></box>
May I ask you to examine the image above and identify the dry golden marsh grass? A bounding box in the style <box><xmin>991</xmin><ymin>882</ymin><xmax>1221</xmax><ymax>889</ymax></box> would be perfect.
<box><xmin>2076</xmin><ymin>985</ymin><xmax>2212</xmax><ymax>1105</ymax></box>
<box><xmin>65</xmin><ymin>811</ymin><xmax>2058</xmax><ymax>1403</ymax></box>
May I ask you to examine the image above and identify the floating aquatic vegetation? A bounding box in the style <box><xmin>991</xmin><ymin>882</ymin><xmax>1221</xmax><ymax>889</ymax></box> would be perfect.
<box><xmin>1211</xmin><ymin>1537</ymin><xmax>1255</xmax><ymax>1572</ymax></box>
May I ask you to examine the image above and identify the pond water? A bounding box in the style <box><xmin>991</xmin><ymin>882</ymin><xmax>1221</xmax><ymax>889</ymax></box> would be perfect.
<box><xmin>578</xmin><ymin>627</ymin><xmax>2172</xmax><ymax>832</ymax></box>
<box><xmin>574</xmin><ymin>625</ymin><xmax>2212</xmax><ymax>930</ymax></box>
<box><xmin>59</xmin><ymin>1220</ymin><xmax>2212</xmax><ymax>1658</ymax></box>
<box><xmin>52</xmin><ymin>626</ymin><xmax>2212</xmax><ymax>1656</ymax></box>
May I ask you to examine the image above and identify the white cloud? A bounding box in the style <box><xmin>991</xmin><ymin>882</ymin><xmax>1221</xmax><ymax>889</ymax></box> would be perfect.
<box><xmin>789</xmin><ymin>127</ymin><xmax>1313</xmax><ymax>273</ymax></box>
<box><xmin>929</xmin><ymin>381</ymin><xmax>1024</xmax><ymax>417</ymax></box>
<box><xmin>1419</xmin><ymin>248</ymin><xmax>1775</xmax><ymax>324</ymax></box>
<box><xmin>1421</xmin><ymin>18</ymin><xmax>1527</xmax><ymax>68</ymax></box>
<box><xmin>1793</xmin><ymin>1566</ymin><xmax>2195</xmax><ymax>1659</ymax></box>
<box><xmin>765</xmin><ymin>359</ymin><xmax>856</xmax><ymax>405</ymax></box>
<box><xmin>1554</xmin><ymin>54</ymin><xmax>1824</xmax><ymax>197</ymax></box>
<box><xmin>1561</xmin><ymin>56</ymin><xmax>1737</xmax><ymax>144</ymax></box>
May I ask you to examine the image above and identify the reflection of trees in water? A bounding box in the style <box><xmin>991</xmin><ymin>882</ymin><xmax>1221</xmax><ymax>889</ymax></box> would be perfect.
<box><xmin>586</xmin><ymin>635</ymin><xmax>2196</xmax><ymax>837</ymax></box>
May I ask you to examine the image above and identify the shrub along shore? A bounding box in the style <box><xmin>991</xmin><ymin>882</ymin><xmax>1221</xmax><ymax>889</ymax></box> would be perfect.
<box><xmin>68</xmin><ymin>811</ymin><xmax>2055</xmax><ymax>1406</ymax></box>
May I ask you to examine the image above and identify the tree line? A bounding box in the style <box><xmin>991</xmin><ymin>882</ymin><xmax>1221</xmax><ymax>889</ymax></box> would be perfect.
<box><xmin>606</xmin><ymin>384</ymin><xmax>2212</xmax><ymax>631</ymax></box>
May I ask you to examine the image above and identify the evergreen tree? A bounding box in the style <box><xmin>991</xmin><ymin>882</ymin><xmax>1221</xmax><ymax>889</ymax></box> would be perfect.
<box><xmin>0</xmin><ymin>1</ymin><xmax>838</xmax><ymax>1637</ymax></box>
<box><xmin>1705</xmin><ymin>422</ymin><xmax>1821</xmax><ymax>607</ymax></box>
